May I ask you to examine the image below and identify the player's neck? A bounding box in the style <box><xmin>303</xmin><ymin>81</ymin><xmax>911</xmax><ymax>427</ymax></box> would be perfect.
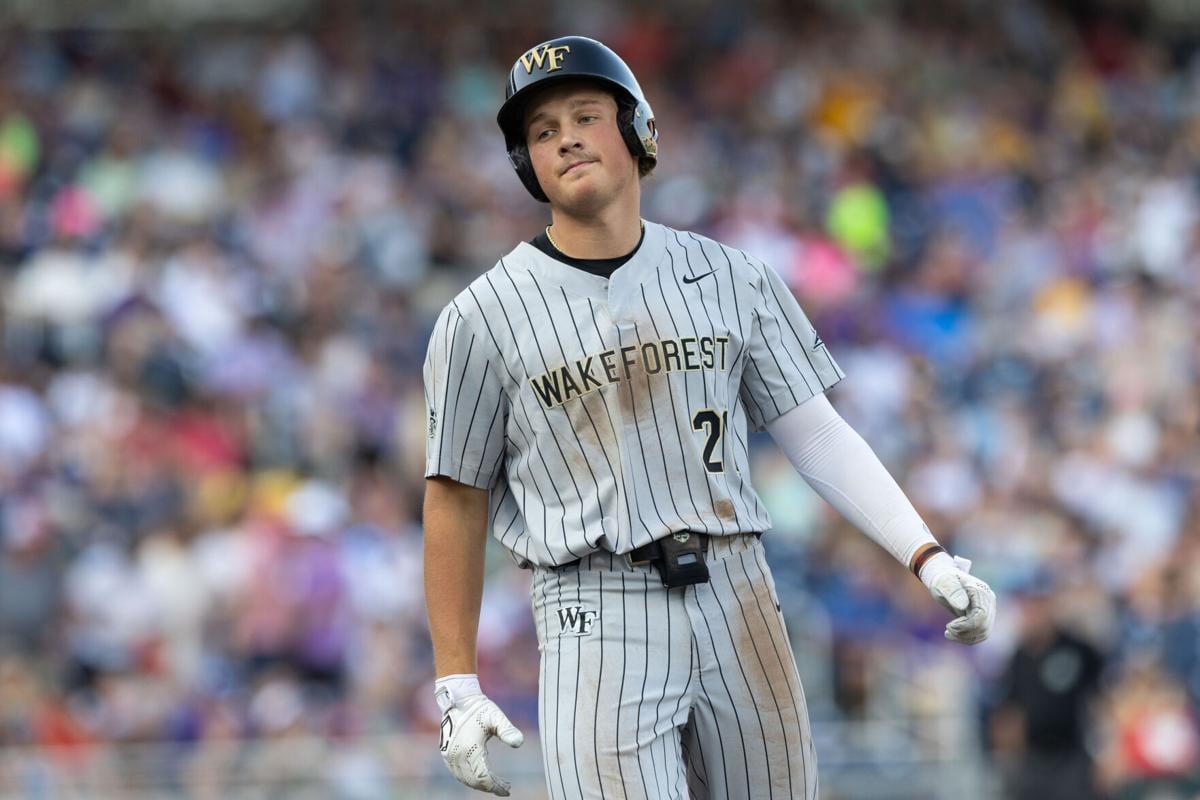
<box><xmin>548</xmin><ymin>201</ymin><xmax>642</xmax><ymax>260</ymax></box>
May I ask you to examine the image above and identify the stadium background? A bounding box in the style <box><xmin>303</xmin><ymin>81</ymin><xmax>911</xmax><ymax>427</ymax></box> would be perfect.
<box><xmin>1</xmin><ymin>0</ymin><xmax>1198</xmax><ymax>797</ymax></box>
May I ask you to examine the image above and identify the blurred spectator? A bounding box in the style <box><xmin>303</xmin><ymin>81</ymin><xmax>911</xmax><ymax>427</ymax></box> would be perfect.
<box><xmin>991</xmin><ymin>584</ymin><xmax>1106</xmax><ymax>800</ymax></box>
<box><xmin>1099</xmin><ymin>661</ymin><xmax>1200</xmax><ymax>798</ymax></box>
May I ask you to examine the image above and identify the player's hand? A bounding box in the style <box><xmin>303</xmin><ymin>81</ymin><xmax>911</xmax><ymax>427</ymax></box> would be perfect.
<box><xmin>920</xmin><ymin>554</ymin><xmax>996</xmax><ymax>645</ymax></box>
<box><xmin>435</xmin><ymin>675</ymin><xmax>525</xmax><ymax>796</ymax></box>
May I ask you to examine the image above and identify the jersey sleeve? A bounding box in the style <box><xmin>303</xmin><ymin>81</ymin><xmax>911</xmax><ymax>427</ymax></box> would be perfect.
<box><xmin>423</xmin><ymin>304</ymin><xmax>509</xmax><ymax>489</ymax></box>
<box><xmin>739</xmin><ymin>257</ymin><xmax>845</xmax><ymax>431</ymax></box>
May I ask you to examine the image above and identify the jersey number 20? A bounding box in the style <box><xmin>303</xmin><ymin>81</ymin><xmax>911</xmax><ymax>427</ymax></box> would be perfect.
<box><xmin>692</xmin><ymin>409</ymin><xmax>728</xmax><ymax>473</ymax></box>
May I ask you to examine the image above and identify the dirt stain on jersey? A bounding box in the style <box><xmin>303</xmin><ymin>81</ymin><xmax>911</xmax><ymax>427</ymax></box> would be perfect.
<box><xmin>726</xmin><ymin>554</ymin><xmax>803</xmax><ymax>753</ymax></box>
<box><xmin>563</xmin><ymin>391</ymin><xmax>617</xmax><ymax>476</ymax></box>
<box><xmin>714</xmin><ymin>498</ymin><xmax>737</xmax><ymax>521</ymax></box>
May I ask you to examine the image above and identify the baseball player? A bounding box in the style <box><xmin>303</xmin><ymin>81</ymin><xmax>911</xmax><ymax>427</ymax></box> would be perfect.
<box><xmin>423</xmin><ymin>35</ymin><xmax>996</xmax><ymax>799</ymax></box>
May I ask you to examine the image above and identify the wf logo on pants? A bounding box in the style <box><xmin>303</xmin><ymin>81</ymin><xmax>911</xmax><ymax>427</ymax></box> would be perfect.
<box><xmin>557</xmin><ymin>606</ymin><xmax>599</xmax><ymax>636</ymax></box>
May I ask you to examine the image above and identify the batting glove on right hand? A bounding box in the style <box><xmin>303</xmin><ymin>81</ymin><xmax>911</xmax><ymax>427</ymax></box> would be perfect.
<box><xmin>920</xmin><ymin>554</ymin><xmax>997</xmax><ymax>645</ymax></box>
<box><xmin>435</xmin><ymin>674</ymin><xmax>524</xmax><ymax>796</ymax></box>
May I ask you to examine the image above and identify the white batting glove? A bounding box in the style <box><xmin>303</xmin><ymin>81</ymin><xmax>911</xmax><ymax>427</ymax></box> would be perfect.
<box><xmin>435</xmin><ymin>674</ymin><xmax>524</xmax><ymax>796</ymax></box>
<box><xmin>920</xmin><ymin>554</ymin><xmax>996</xmax><ymax>645</ymax></box>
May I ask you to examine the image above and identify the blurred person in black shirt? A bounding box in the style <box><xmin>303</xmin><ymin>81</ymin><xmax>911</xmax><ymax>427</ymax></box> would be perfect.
<box><xmin>992</xmin><ymin>582</ymin><xmax>1106</xmax><ymax>800</ymax></box>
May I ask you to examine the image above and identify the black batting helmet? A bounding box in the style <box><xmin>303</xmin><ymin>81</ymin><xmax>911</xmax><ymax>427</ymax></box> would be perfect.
<box><xmin>497</xmin><ymin>36</ymin><xmax>658</xmax><ymax>202</ymax></box>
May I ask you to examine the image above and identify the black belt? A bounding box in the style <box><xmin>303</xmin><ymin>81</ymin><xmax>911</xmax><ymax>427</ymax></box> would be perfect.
<box><xmin>554</xmin><ymin>532</ymin><xmax>713</xmax><ymax>571</ymax></box>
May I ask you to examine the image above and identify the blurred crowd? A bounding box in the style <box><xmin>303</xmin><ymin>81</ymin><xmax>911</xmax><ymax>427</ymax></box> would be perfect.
<box><xmin>0</xmin><ymin>0</ymin><xmax>1198</xmax><ymax>795</ymax></box>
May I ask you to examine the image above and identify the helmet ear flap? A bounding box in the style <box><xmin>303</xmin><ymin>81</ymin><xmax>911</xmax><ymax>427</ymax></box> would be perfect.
<box><xmin>507</xmin><ymin>143</ymin><xmax>549</xmax><ymax>203</ymax></box>
<box><xmin>616</xmin><ymin>97</ymin><xmax>658</xmax><ymax>174</ymax></box>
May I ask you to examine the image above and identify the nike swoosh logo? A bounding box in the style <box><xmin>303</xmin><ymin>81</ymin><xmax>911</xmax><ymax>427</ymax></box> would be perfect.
<box><xmin>682</xmin><ymin>269</ymin><xmax>718</xmax><ymax>284</ymax></box>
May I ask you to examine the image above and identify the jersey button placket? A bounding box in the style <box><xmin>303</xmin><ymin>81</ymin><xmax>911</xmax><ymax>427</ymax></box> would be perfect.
<box><xmin>606</xmin><ymin>283</ymin><xmax>639</xmax><ymax>556</ymax></box>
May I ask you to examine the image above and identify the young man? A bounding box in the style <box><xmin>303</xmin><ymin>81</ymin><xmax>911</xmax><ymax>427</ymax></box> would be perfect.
<box><xmin>424</xmin><ymin>35</ymin><xmax>996</xmax><ymax>799</ymax></box>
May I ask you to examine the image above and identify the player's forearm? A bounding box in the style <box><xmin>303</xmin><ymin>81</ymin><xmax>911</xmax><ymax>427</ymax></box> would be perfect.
<box><xmin>765</xmin><ymin>394</ymin><xmax>939</xmax><ymax>570</ymax></box>
<box><xmin>424</xmin><ymin>476</ymin><xmax>492</xmax><ymax>677</ymax></box>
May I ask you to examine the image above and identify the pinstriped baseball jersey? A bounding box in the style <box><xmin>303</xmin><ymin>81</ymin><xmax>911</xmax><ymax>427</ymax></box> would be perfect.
<box><xmin>423</xmin><ymin>220</ymin><xmax>843</xmax><ymax>568</ymax></box>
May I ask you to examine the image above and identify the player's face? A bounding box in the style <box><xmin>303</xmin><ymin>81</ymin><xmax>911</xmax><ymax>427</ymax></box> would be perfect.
<box><xmin>524</xmin><ymin>83</ymin><xmax>638</xmax><ymax>214</ymax></box>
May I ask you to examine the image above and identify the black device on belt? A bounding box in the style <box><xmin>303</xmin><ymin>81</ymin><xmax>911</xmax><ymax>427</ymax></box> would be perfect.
<box><xmin>631</xmin><ymin>532</ymin><xmax>710</xmax><ymax>588</ymax></box>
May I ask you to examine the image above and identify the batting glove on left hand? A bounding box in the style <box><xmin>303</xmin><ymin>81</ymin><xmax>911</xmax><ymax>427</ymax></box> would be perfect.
<box><xmin>435</xmin><ymin>674</ymin><xmax>524</xmax><ymax>796</ymax></box>
<box><xmin>920</xmin><ymin>554</ymin><xmax>996</xmax><ymax>645</ymax></box>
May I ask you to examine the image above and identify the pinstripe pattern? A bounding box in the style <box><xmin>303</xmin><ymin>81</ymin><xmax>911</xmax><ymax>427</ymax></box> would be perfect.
<box><xmin>423</xmin><ymin>221</ymin><xmax>843</xmax><ymax>569</ymax></box>
<box><xmin>532</xmin><ymin>535</ymin><xmax>816</xmax><ymax>799</ymax></box>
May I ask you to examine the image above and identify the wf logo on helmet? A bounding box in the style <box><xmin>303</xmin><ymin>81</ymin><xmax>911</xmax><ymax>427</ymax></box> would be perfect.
<box><xmin>520</xmin><ymin>44</ymin><xmax>571</xmax><ymax>74</ymax></box>
<box><xmin>556</xmin><ymin>606</ymin><xmax>599</xmax><ymax>636</ymax></box>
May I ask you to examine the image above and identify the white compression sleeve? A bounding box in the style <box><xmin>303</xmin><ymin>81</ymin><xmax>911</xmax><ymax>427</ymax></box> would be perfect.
<box><xmin>764</xmin><ymin>394</ymin><xmax>939</xmax><ymax>569</ymax></box>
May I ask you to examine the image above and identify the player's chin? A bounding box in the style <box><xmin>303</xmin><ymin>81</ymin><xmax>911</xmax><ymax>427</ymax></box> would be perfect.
<box><xmin>549</xmin><ymin>187</ymin><xmax>600</xmax><ymax>214</ymax></box>
<box><xmin>556</xmin><ymin>171</ymin><xmax>600</xmax><ymax>194</ymax></box>
<box><xmin>551</xmin><ymin>179</ymin><xmax>611</xmax><ymax>213</ymax></box>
